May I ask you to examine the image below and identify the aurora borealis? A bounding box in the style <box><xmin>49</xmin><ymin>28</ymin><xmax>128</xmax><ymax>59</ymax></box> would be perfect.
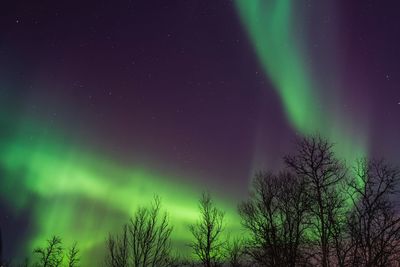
<box><xmin>235</xmin><ymin>0</ymin><xmax>369</xmax><ymax>164</ymax></box>
<box><xmin>1</xmin><ymin>0</ymin><xmax>400</xmax><ymax>266</ymax></box>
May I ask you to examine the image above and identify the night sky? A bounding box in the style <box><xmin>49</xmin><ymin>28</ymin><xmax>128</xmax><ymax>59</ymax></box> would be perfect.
<box><xmin>1</xmin><ymin>0</ymin><xmax>400</xmax><ymax>265</ymax></box>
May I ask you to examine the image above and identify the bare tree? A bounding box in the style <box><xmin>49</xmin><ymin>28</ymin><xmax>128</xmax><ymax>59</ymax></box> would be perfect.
<box><xmin>106</xmin><ymin>225</ymin><xmax>129</xmax><ymax>267</ymax></box>
<box><xmin>346</xmin><ymin>159</ymin><xmax>400</xmax><ymax>266</ymax></box>
<box><xmin>106</xmin><ymin>196</ymin><xmax>173</xmax><ymax>267</ymax></box>
<box><xmin>130</xmin><ymin>196</ymin><xmax>173</xmax><ymax>267</ymax></box>
<box><xmin>239</xmin><ymin>171</ymin><xmax>310</xmax><ymax>266</ymax></box>
<box><xmin>329</xmin><ymin>192</ymin><xmax>352</xmax><ymax>267</ymax></box>
<box><xmin>33</xmin><ymin>236</ymin><xmax>63</xmax><ymax>267</ymax></box>
<box><xmin>66</xmin><ymin>242</ymin><xmax>79</xmax><ymax>267</ymax></box>
<box><xmin>284</xmin><ymin>135</ymin><xmax>347</xmax><ymax>267</ymax></box>
<box><xmin>189</xmin><ymin>192</ymin><xmax>225</xmax><ymax>267</ymax></box>
<box><xmin>226</xmin><ymin>237</ymin><xmax>246</xmax><ymax>267</ymax></box>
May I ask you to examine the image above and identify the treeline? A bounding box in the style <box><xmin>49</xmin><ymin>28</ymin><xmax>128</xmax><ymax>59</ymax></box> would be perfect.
<box><xmin>3</xmin><ymin>136</ymin><xmax>400</xmax><ymax>266</ymax></box>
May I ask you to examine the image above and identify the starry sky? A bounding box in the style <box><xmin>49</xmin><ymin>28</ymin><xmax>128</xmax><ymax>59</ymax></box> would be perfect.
<box><xmin>0</xmin><ymin>0</ymin><xmax>399</xmax><ymax>265</ymax></box>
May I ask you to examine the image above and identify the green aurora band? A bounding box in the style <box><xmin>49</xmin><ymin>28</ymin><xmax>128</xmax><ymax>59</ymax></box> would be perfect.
<box><xmin>235</xmin><ymin>0</ymin><xmax>368</xmax><ymax>162</ymax></box>
<box><xmin>0</xmin><ymin>120</ymin><xmax>242</xmax><ymax>265</ymax></box>
<box><xmin>0</xmin><ymin>1</ymin><xmax>370</xmax><ymax>265</ymax></box>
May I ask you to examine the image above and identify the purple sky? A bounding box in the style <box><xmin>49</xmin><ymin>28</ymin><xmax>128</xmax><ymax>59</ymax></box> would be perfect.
<box><xmin>0</xmin><ymin>0</ymin><xmax>399</xmax><ymax>261</ymax></box>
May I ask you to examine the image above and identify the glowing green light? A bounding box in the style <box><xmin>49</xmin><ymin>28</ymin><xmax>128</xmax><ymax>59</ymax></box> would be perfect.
<box><xmin>235</xmin><ymin>0</ymin><xmax>367</xmax><ymax>163</ymax></box>
<box><xmin>0</xmin><ymin>121</ymin><xmax>241</xmax><ymax>265</ymax></box>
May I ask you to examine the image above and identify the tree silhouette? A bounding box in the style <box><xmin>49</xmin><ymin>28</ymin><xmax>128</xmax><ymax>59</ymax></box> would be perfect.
<box><xmin>106</xmin><ymin>225</ymin><xmax>129</xmax><ymax>267</ymax></box>
<box><xmin>33</xmin><ymin>236</ymin><xmax>63</xmax><ymax>267</ymax></box>
<box><xmin>225</xmin><ymin>237</ymin><xmax>246</xmax><ymax>267</ymax></box>
<box><xmin>346</xmin><ymin>159</ymin><xmax>400</xmax><ymax>266</ymax></box>
<box><xmin>7</xmin><ymin>136</ymin><xmax>400</xmax><ymax>267</ymax></box>
<box><xmin>106</xmin><ymin>196</ymin><xmax>173</xmax><ymax>267</ymax></box>
<box><xmin>66</xmin><ymin>242</ymin><xmax>79</xmax><ymax>267</ymax></box>
<box><xmin>284</xmin><ymin>135</ymin><xmax>347</xmax><ymax>267</ymax></box>
<box><xmin>189</xmin><ymin>192</ymin><xmax>225</xmax><ymax>267</ymax></box>
<box><xmin>239</xmin><ymin>171</ymin><xmax>310</xmax><ymax>266</ymax></box>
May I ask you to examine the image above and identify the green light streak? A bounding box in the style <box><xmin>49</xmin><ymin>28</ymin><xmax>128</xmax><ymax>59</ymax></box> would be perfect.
<box><xmin>0</xmin><ymin>3</ymin><xmax>370</xmax><ymax>264</ymax></box>
<box><xmin>235</xmin><ymin>0</ymin><xmax>367</xmax><ymax>162</ymax></box>
<box><xmin>0</xmin><ymin>121</ymin><xmax>241</xmax><ymax>265</ymax></box>
<box><xmin>235</xmin><ymin>0</ymin><xmax>317</xmax><ymax>132</ymax></box>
